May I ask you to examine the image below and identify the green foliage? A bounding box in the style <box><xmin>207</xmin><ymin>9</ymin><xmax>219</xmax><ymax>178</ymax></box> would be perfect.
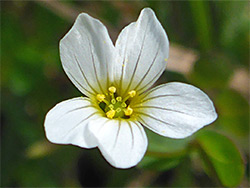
<box><xmin>190</xmin><ymin>53</ymin><xmax>234</xmax><ymax>90</ymax></box>
<box><xmin>138</xmin><ymin>155</ymin><xmax>183</xmax><ymax>171</ymax></box>
<box><xmin>215</xmin><ymin>89</ymin><xmax>249</xmax><ymax>137</ymax></box>
<box><xmin>189</xmin><ymin>1</ymin><xmax>213</xmax><ymax>51</ymax></box>
<box><xmin>218</xmin><ymin>1</ymin><xmax>249</xmax><ymax>66</ymax></box>
<box><xmin>146</xmin><ymin>130</ymin><xmax>190</xmax><ymax>153</ymax></box>
<box><xmin>138</xmin><ymin>130</ymin><xmax>189</xmax><ymax>171</ymax></box>
<box><xmin>197</xmin><ymin>130</ymin><xmax>245</xmax><ymax>187</ymax></box>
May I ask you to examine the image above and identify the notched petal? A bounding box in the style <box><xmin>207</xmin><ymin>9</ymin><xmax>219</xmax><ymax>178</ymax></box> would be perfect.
<box><xmin>60</xmin><ymin>13</ymin><xmax>116</xmax><ymax>97</ymax></box>
<box><xmin>114</xmin><ymin>8</ymin><xmax>169</xmax><ymax>96</ymax></box>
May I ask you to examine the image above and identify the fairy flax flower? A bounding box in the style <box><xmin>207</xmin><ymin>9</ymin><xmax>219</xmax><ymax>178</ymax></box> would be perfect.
<box><xmin>44</xmin><ymin>8</ymin><xmax>217</xmax><ymax>169</ymax></box>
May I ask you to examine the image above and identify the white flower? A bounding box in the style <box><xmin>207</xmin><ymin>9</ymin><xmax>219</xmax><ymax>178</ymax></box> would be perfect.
<box><xmin>44</xmin><ymin>8</ymin><xmax>217</xmax><ymax>169</ymax></box>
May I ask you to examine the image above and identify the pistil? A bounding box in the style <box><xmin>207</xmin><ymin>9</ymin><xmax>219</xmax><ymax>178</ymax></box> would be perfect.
<box><xmin>96</xmin><ymin>86</ymin><xmax>137</xmax><ymax>119</ymax></box>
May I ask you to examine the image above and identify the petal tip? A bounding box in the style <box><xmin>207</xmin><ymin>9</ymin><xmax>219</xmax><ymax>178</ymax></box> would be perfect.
<box><xmin>141</xmin><ymin>7</ymin><xmax>155</xmax><ymax>15</ymax></box>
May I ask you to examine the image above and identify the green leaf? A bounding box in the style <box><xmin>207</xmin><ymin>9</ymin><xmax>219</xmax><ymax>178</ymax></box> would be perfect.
<box><xmin>146</xmin><ymin>130</ymin><xmax>191</xmax><ymax>153</ymax></box>
<box><xmin>189</xmin><ymin>1</ymin><xmax>213</xmax><ymax>51</ymax></box>
<box><xmin>138</xmin><ymin>155</ymin><xmax>182</xmax><ymax>171</ymax></box>
<box><xmin>138</xmin><ymin>130</ymin><xmax>188</xmax><ymax>171</ymax></box>
<box><xmin>190</xmin><ymin>53</ymin><xmax>234</xmax><ymax>89</ymax></box>
<box><xmin>197</xmin><ymin>130</ymin><xmax>244</xmax><ymax>187</ymax></box>
<box><xmin>215</xmin><ymin>89</ymin><xmax>249</xmax><ymax>137</ymax></box>
<box><xmin>218</xmin><ymin>1</ymin><xmax>249</xmax><ymax>66</ymax></box>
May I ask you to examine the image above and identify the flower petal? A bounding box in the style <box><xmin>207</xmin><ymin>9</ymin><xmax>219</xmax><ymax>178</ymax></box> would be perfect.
<box><xmin>114</xmin><ymin>8</ymin><xmax>169</xmax><ymax>96</ymax></box>
<box><xmin>60</xmin><ymin>13</ymin><xmax>115</xmax><ymax>98</ymax></box>
<box><xmin>44</xmin><ymin>97</ymin><xmax>100</xmax><ymax>148</ymax></box>
<box><xmin>87</xmin><ymin>118</ymin><xmax>148</xmax><ymax>169</ymax></box>
<box><xmin>132</xmin><ymin>82</ymin><xmax>217</xmax><ymax>138</ymax></box>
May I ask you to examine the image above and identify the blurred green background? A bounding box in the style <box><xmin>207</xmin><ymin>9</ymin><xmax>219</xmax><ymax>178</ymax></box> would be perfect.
<box><xmin>1</xmin><ymin>1</ymin><xmax>249</xmax><ymax>187</ymax></box>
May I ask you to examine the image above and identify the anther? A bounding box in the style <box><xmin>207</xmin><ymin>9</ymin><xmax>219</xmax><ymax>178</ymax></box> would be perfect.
<box><xmin>106</xmin><ymin>109</ymin><xmax>116</xmax><ymax>119</ymax></box>
<box><xmin>116</xmin><ymin>96</ymin><xmax>122</xmax><ymax>102</ymax></box>
<box><xmin>124</xmin><ymin>106</ymin><xmax>133</xmax><ymax>116</ymax></box>
<box><xmin>108</xmin><ymin>86</ymin><xmax>116</xmax><ymax>93</ymax></box>
<box><xmin>96</xmin><ymin>94</ymin><xmax>105</xmax><ymax>102</ymax></box>
<box><xmin>121</xmin><ymin>102</ymin><xmax>127</xmax><ymax>108</ymax></box>
<box><xmin>108</xmin><ymin>104</ymin><xmax>114</xmax><ymax>109</ymax></box>
<box><xmin>116</xmin><ymin>108</ymin><xmax>121</xmax><ymax>113</ymax></box>
<box><xmin>128</xmin><ymin>90</ymin><xmax>136</xmax><ymax>98</ymax></box>
<box><xmin>111</xmin><ymin>98</ymin><xmax>116</xmax><ymax>104</ymax></box>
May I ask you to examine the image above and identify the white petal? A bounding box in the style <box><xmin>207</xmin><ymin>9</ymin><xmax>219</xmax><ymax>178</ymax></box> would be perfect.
<box><xmin>114</xmin><ymin>8</ymin><xmax>169</xmax><ymax>96</ymax></box>
<box><xmin>87</xmin><ymin>118</ymin><xmax>148</xmax><ymax>169</ymax></box>
<box><xmin>44</xmin><ymin>97</ymin><xmax>100</xmax><ymax>148</ymax></box>
<box><xmin>60</xmin><ymin>13</ymin><xmax>116</xmax><ymax>98</ymax></box>
<box><xmin>132</xmin><ymin>82</ymin><xmax>217</xmax><ymax>138</ymax></box>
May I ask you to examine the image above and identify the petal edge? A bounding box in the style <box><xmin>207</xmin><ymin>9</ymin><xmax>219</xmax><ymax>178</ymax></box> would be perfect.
<box><xmin>114</xmin><ymin>8</ymin><xmax>169</xmax><ymax>96</ymax></box>
<box><xmin>87</xmin><ymin>118</ymin><xmax>148</xmax><ymax>168</ymax></box>
<box><xmin>44</xmin><ymin>97</ymin><xmax>99</xmax><ymax>148</ymax></box>
<box><xmin>132</xmin><ymin>82</ymin><xmax>217</xmax><ymax>138</ymax></box>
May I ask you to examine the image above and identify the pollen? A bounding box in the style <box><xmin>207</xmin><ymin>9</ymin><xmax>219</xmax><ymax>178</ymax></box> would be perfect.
<box><xmin>121</xmin><ymin>102</ymin><xmax>127</xmax><ymax>108</ymax></box>
<box><xmin>111</xmin><ymin>99</ymin><xmax>116</xmax><ymax>104</ymax></box>
<box><xmin>116</xmin><ymin>108</ymin><xmax>121</xmax><ymax>113</ymax></box>
<box><xmin>124</xmin><ymin>106</ymin><xmax>133</xmax><ymax>116</ymax></box>
<box><xmin>96</xmin><ymin>94</ymin><xmax>106</xmax><ymax>102</ymax></box>
<box><xmin>108</xmin><ymin>86</ymin><xmax>116</xmax><ymax>93</ymax></box>
<box><xmin>128</xmin><ymin>90</ymin><xmax>136</xmax><ymax>97</ymax></box>
<box><xmin>116</xmin><ymin>96</ymin><xmax>122</xmax><ymax>102</ymax></box>
<box><xmin>106</xmin><ymin>109</ymin><xmax>116</xmax><ymax>119</ymax></box>
<box><xmin>97</xmin><ymin>86</ymin><xmax>136</xmax><ymax>119</ymax></box>
<box><xmin>108</xmin><ymin>104</ymin><xmax>114</xmax><ymax>109</ymax></box>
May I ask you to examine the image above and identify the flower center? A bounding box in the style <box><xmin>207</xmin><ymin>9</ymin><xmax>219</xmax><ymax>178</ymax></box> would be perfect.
<box><xmin>96</xmin><ymin>86</ymin><xmax>136</xmax><ymax>119</ymax></box>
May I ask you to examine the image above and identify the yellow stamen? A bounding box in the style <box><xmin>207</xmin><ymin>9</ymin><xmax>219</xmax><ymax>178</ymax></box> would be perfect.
<box><xmin>128</xmin><ymin>90</ymin><xmax>136</xmax><ymax>98</ymax></box>
<box><xmin>124</xmin><ymin>106</ymin><xmax>133</xmax><ymax>116</ymax></box>
<box><xmin>121</xmin><ymin>102</ymin><xmax>127</xmax><ymax>108</ymax></box>
<box><xmin>97</xmin><ymin>86</ymin><xmax>136</xmax><ymax>119</ymax></box>
<box><xmin>116</xmin><ymin>108</ymin><xmax>121</xmax><ymax>113</ymax></box>
<box><xmin>122</xmin><ymin>90</ymin><xmax>137</xmax><ymax>102</ymax></box>
<box><xmin>108</xmin><ymin>86</ymin><xmax>116</xmax><ymax>93</ymax></box>
<box><xmin>111</xmin><ymin>98</ymin><xmax>116</xmax><ymax>104</ymax></box>
<box><xmin>106</xmin><ymin>109</ymin><xmax>116</xmax><ymax>119</ymax></box>
<box><xmin>116</xmin><ymin>96</ymin><xmax>122</xmax><ymax>102</ymax></box>
<box><xmin>108</xmin><ymin>104</ymin><xmax>114</xmax><ymax>109</ymax></box>
<box><xmin>96</xmin><ymin>94</ymin><xmax>106</xmax><ymax>102</ymax></box>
